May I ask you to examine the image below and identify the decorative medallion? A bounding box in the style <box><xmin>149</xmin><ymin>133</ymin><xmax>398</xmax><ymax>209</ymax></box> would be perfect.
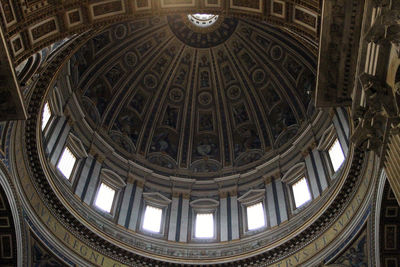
<box><xmin>270</xmin><ymin>45</ymin><xmax>283</xmax><ymax>61</ymax></box>
<box><xmin>227</xmin><ymin>85</ymin><xmax>241</xmax><ymax>101</ymax></box>
<box><xmin>114</xmin><ymin>24</ymin><xmax>127</xmax><ymax>39</ymax></box>
<box><xmin>143</xmin><ymin>73</ymin><xmax>158</xmax><ymax>89</ymax></box>
<box><xmin>169</xmin><ymin>88</ymin><xmax>184</xmax><ymax>103</ymax></box>
<box><xmin>67</xmin><ymin>18</ymin><xmax>317</xmax><ymax>176</ymax></box>
<box><xmin>198</xmin><ymin>91</ymin><xmax>213</xmax><ymax>106</ymax></box>
<box><xmin>124</xmin><ymin>51</ymin><xmax>138</xmax><ymax>67</ymax></box>
<box><xmin>252</xmin><ymin>68</ymin><xmax>266</xmax><ymax>85</ymax></box>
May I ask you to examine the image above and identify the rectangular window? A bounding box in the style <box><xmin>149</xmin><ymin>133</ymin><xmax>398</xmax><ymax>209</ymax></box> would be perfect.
<box><xmin>292</xmin><ymin>177</ymin><xmax>311</xmax><ymax>208</ymax></box>
<box><xmin>247</xmin><ymin>202</ymin><xmax>265</xmax><ymax>230</ymax></box>
<box><xmin>195</xmin><ymin>213</ymin><xmax>214</xmax><ymax>238</ymax></box>
<box><xmin>329</xmin><ymin>139</ymin><xmax>345</xmax><ymax>172</ymax></box>
<box><xmin>57</xmin><ymin>147</ymin><xmax>76</xmax><ymax>179</ymax></box>
<box><xmin>42</xmin><ymin>102</ymin><xmax>51</xmax><ymax>130</ymax></box>
<box><xmin>143</xmin><ymin>205</ymin><xmax>162</xmax><ymax>233</ymax></box>
<box><xmin>95</xmin><ymin>183</ymin><xmax>116</xmax><ymax>213</ymax></box>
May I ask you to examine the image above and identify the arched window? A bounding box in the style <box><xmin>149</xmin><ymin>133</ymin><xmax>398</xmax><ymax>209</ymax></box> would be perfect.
<box><xmin>246</xmin><ymin>202</ymin><xmax>265</xmax><ymax>230</ymax></box>
<box><xmin>93</xmin><ymin>169</ymin><xmax>126</xmax><ymax>216</ymax></box>
<box><xmin>292</xmin><ymin>177</ymin><xmax>312</xmax><ymax>208</ymax></box>
<box><xmin>41</xmin><ymin>102</ymin><xmax>52</xmax><ymax>130</ymax></box>
<box><xmin>94</xmin><ymin>183</ymin><xmax>116</xmax><ymax>213</ymax></box>
<box><xmin>195</xmin><ymin>213</ymin><xmax>214</xmax><ymax>238</ymax></box>
<box><xmin>190</xmin><ymin>199</ymin><xmax>219</xmax><ymax>241</ymax></box>
<box><xmin>282</xmin><ymin>163</ymin><xmax>312</xmax><ymax>210</ymax></box>
<box><xmin>328</xmin><ymin>138</ymin><xmax>345</xmax><ymax>172</ymax></box>
<box><xmin>56</xmin><ymin>146</ymin><xmax>76</xmax><ymax>179</ymax></box>
<box><xmin>238</xmin><ymin>189</ymin><xmax>266</xmax><ymax>233</ymax></box>
<box><xmin>143</xmin><ymin>205</ymin><xmax>163</xmax><ymax>233</ymax></box>
<box><xmin>187</xmin><ymin>14</ymin><xmax>219</xmax><ymax>28</ymax></box>
<box><xmin>55</xmin><ymin>133</ymin><xmax>87</xmax><ymax>183</ymax></box>
<box><xmin>140</xmin><ymin>192</ymin><xmax>171</xmax><ymax>236</ymax></box>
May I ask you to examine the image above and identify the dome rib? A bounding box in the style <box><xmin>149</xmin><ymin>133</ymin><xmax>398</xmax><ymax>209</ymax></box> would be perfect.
<box><xmin>69</xmin><ymin>16</ymin><xmax>317</xmax><ymax>177</ymax></box>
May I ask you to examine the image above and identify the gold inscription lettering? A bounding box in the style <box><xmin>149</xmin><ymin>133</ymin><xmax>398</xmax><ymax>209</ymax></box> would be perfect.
<box><xmin>90</xmin><ymin>251</ymin><xmax>99</xmax><ymax>263</ymax></box>
<box><xmin>63</xmin><ymin>232</ymin><xmax>70</xmax><ymax>244</ymax></box>
<box><xmin>80</xmin><ymin>245</ymin><xmax>87</xmax><ymax>256</ymax></box>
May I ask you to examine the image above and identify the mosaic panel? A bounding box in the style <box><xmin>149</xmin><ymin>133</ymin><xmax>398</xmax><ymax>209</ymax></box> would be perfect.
<box><xmin>30</xmin><ymin>233</ymin><xmax>66</xmax><ymax>267</ymax></box>
<box><xmin>105</xmin><ymin>63</ymin><xmax>125</xmax><ymax>88</ymax></box>
<box><xmin>331</xmin><ymin>225</ymin><xmax>369</xmax><ymax>267</ymax></box>
<box><xmin>64</xmin><ymin>15</ymin><xmax>316</xmax><ymax>175</ymax></box>
<box><xmin>198</xmin><ymin>111</ymin><xmax>215</xmax><ymax>133</ymax></box>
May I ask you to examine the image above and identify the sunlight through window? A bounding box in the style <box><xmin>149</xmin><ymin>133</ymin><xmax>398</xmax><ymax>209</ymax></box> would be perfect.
<box><xmin>247</xmin><ymin>202</ymin><xmax>265</xmax><ymax>230</ymax></box>
<box><xmin>42</xmin><ymin>102</ymin><xmax>51</xmax><ymax>130</ymax></box>
<box><xmin>329</xmin><ymin>139</ymin><xmax>345</xmax><ymax>172</ymax></box>
<box><xmin>195</xmin><ymin>213</ymin><xmax>214</xmax><ymax>238</ymax></box>
<box><xmin>57</xmin><ymin>147</ymin><xmax>76</xmax><ymax>179</ymax></box>
<box><xmin>143</xmin><ymin>205</ymin><xmax>162</xmax><ymax>233</ymax></box>
<box><xmin>95</xmin><ymin>183</ymin><xmax>116</xmax><ymax>213</ymax></box>
<box><xmin>187</xmin><ymin>14</ymin><xmax>219</xmax><ymax>28</ymax></box>
<box><xmin>292</xmin><ymin>177</ymin><xmax>311</xmax><ymax>208</ymax></box>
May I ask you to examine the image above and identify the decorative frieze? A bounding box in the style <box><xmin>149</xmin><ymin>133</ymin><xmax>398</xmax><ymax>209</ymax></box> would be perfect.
<box><xmin>10</xmin><ymin>4</ymin><xmax>380</xmax><ymax>266</ymax></box>
<box><xmin>351</xmin><ymin>73</ymin><xmax>398</xmax><ymax>155</ymax></box>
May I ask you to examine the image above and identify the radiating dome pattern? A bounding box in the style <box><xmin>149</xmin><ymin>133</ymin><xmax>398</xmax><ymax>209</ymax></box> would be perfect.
<box><xmin>69</xmin><ymin>16</ymin><xmax>317</xmax><ymax>177</ymax></box>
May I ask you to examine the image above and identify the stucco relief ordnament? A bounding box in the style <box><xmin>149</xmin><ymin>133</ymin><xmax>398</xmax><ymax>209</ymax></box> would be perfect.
<box><xmin>11</xmin><ymin>29</ymin><xmax>370</xmax><ymax>263</ymax></box>
<box><xmin>1</xmin><ymin>0</ymin><xmax>321</xmax><ymax>65</ymax></box>
<box><xmin>15</xmin><ymin>89</ymin><xmax>376</xmax><ymax>267</ymax></box>
<box><xmin>67</xmin><ymin>17</ymin><xmax>317</xmax><ymax>178</ymax></box>
<box><xmin>4</xmin><ymin>2</ymin><xmax>384</xmax><ymax>266</ymax></box>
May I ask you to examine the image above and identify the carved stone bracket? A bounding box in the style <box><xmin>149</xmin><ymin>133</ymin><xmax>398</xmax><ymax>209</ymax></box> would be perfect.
<box><xmin>365</xmin><ymin>9</ymin><xmax>400</xmax><ymax>57</ymax></box>
<box><xmin>351</xmin><ymin>73</ymin><xmax>399</xmax><ymax>162</ymax></box>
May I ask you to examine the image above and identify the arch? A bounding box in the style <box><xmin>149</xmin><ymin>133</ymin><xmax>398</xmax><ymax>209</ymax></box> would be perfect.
<box><xmin>7</xmin><ymin>3</ymin><xmax>383</xmax><ymax>266</ymax></box>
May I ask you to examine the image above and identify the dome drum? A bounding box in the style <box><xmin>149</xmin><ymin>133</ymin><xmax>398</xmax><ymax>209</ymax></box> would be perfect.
<box><xmin>29</xmin><ymin>15</ymin><xmax>358</xmax><ymax>264</ymax></box>
<box><xmin>0</xmin><ymin>0</ymin><xmax>396</xmax><ymax>266</ymax></box>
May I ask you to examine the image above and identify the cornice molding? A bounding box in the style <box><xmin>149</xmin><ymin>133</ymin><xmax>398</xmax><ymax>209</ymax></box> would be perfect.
<box><xmin>19</xmin><ymin>38</ymin><xmax>372</xmax><ymax>263</ymax></box>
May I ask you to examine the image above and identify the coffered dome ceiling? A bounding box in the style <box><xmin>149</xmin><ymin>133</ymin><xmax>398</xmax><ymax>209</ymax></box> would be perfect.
<box><xmin>68</xmin><ymin>15</ymin><xmax>316</xmax><ymax>177</ymax></box>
